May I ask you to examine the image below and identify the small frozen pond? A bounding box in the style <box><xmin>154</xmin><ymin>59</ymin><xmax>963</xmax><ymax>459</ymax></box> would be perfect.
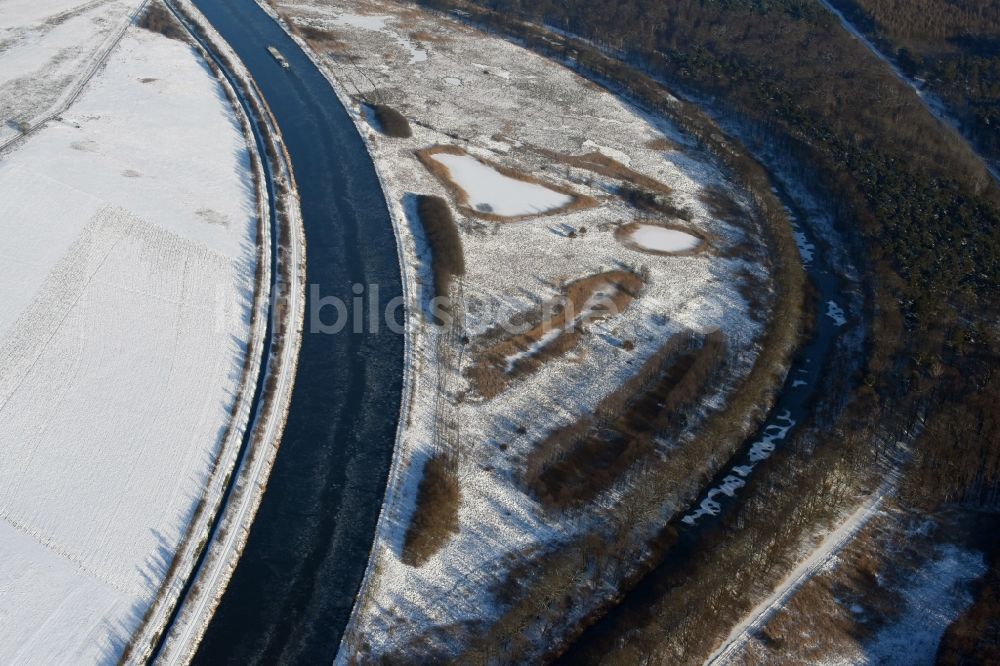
<box><xmin>625</xmin><ymin>223</ymin><xmax>701</xmax><ymax>253</ymax></box>
<box><xmin>430</xmin><ymin>153</ymin><xmax>573</xmax><ymax>217</ymax></box>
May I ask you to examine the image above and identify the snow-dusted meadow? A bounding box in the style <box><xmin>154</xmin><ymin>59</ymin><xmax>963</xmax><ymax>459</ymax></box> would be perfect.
<box><xmin>0</xmin><ymin>0</ymin><xmax>144</xmax><ymax>147</ymax></box>
<box><xmin>0</xmin><ymin>15</ymin><xmax>258</xmax><ymax>664</ymax></box>
<box><xmin>270</xmin><ymin>0</ymin><xmax>772</xmax><ymax>658</ymax></box>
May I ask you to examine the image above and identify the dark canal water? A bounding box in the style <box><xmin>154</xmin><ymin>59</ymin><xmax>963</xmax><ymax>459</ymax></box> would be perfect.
<box><xmin>186</xmin><ymin>1</ymin><xmax>403</xmax><ymax>663</ymax></box>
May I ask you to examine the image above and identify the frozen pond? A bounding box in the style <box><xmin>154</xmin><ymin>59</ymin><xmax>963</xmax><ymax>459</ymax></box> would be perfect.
<box><xmin>430</xmin><ymin>152</ymin><xmax>573</xmax><ymax>217</ymax></box>
<box><xmin>625</xmin><ymin>223</ymin><xmax>701</xmax><ymax>253</ymax></box>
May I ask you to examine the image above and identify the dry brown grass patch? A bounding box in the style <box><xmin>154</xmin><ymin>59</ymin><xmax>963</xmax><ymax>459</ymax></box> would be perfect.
<box><xmin>368</xmin><ymin>103</ymin><xmax>412</xmax><ymax>138</ymax></box>
<box><xmin>292</xmin><ymin>23</ymin><xmax>348</xmax><ymax>52</ymax></box>
<box><xmin>699</xmin><ymin>185</ymin><xmax>748</xmax><ymax>225</ymax></box>
<box><xmin>409</xmin><ymin>29</ymin><xmax>449</xmax><ymax>44</ymax></box>
<box><xmin>415</xmin><ymin>144</ymin><xmax>598</xmax><ymax>222</ymax></box>
<box><xmin>533</xmin><ymin>147</ymin><xmax>673</xmax><ymax>195</ymax></box>
<box><xmin>646</xmin><ymin>137</ymin><xmax>677</xmax><ymax>151</ymax></box>
<box><xmin>737</xmin><ymin>269</ymin><xmax>771</xmax><ymax>322</ymax></box>
<box><xmin>137</xmin><ymin>2</ymin><xmax>186</xmax><ymax>42</ymax></box>
<box><xmin>413</xmin><ymin>193</ymin><xmax>464</xmax><ymax>303</ymax></box>
<box><xmin>755</xmin><ymin>575</ymin><xmax>863</xmax><ymax>663</ymax></box>
<box><xmin>466</xmin><ymin>271</ymin><xmax>645</xmax><ymax>399</ymax></box>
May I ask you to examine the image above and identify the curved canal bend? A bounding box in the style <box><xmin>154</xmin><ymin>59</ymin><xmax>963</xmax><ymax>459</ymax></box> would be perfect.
<box><xmin>187</xmin><ymin>0</ymin><xmax>403</xmax><ymax>663</ymax></box>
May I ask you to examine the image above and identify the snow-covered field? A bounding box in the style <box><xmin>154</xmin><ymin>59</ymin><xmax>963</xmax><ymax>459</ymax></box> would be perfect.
<box><xmin>0</xmin><ymin>14</ymin><xmax>258</xmax><ymax>664</ymax></box>
<box><xmin>269</xmin><ymin>0</ymin><xmax>770</xmax><ymax>659</ymax></box>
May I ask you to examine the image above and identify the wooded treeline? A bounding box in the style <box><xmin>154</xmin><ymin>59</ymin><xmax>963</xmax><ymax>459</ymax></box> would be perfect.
<box><xmin>833</xmin><ymin>0</ymin><xmax>1000</xmax><ymax>168</ymax></box>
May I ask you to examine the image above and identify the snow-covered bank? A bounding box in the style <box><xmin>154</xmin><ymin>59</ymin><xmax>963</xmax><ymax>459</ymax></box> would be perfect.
<box><xmin>0</xmin><ymin>14</ymin><xmax>261</xmax><ymax>665</ymax></box>
<box><xmin>137</xmin><ymin>1</ymin><xmax>305</xmax><ymax>663</ymax></box>
<box><xmin>264</xmin><ymin>0</ymin><xmax>771</xmax><ymax>660</ymax></box>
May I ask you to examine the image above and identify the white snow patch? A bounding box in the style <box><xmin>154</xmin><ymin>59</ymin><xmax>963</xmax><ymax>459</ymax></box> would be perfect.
<box><xmin>331</xmin><ymin>12</ymin><xmax>388</xmax><ymax>30</ymax></box>
<box><xmin>504</xmin><ymin>326</ymin><xmax>563</xmax><ymax>372</ymax></box>
<box><xmin>793</xmin><ymin>228</ymin><xmax>815</xmax><ymax>264</ymax></box>
<box><xmin>683</xmin><ymin>411</ymin><xmax>795</xmax><ymax>525</ymax></box>
<box><xmin>582</xmin><ymin>138</ymin><xmax>632</xmax><ymax>165</ymax></box>
<box><xmin>826</xmin><ymin>300</ymin><xmax>847</xmax><ymax>327</ymax></box>
<box><xmin>862</xmin><ymin>545</ymin><xmax>986</xmax><ymax>664</ymax></box>
<box><xmin>473</xmin><ymin>61</ymin><xmax>511</xmax><ymax>79</ymax></box>
<box><xmin>331</xmin><ymin>12</ymin><xmax>427</xmax><ymax>63</ymax></box>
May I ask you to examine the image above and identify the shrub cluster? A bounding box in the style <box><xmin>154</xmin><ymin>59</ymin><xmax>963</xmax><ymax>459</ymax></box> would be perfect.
<box><xmin>401</xmin><ymin>453</ymin><xmax>461</xmax><ymax>567</ymax></box>
<box><xmin>416</xmin><ymin>194</ymin><xmax>465</xmax><ymax>301</ymax></box>
<box><xmin>137</xmin><ymin>3</ymin><xmax>186</xmax><ymax>42</ymax></box>
<box><xmin>373</xmin><ymin>104</ymin><xmax>413</xmax><ymax>138</ymax></box>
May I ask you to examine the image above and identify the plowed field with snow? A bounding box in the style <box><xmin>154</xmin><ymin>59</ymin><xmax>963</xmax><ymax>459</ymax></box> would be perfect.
<box><xmin>0</xmin><ymin>18</ymin><xmax>257</xmax><ymax>665</ymax></box>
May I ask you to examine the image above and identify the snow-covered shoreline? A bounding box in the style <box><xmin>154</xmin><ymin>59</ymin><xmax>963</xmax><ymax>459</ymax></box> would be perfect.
<box><xmin>118</xmin><ymin>3</ymin><xmax>270</xmax><ymax>662</ymax></box>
